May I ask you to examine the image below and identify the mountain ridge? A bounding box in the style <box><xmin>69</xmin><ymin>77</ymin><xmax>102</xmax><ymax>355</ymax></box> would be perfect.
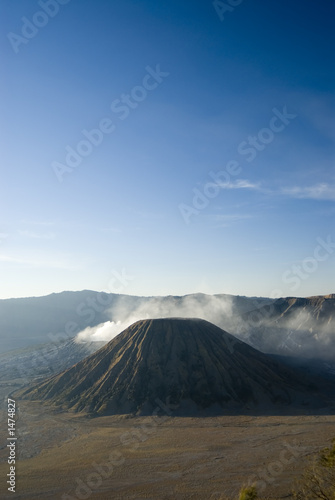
<box><xmin>17</xmin><ymin>318</ymin><xmax>330</xmax><ymax>416</ymax></box>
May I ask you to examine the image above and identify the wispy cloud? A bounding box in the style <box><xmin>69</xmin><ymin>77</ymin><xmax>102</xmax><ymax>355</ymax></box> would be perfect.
<box><xmin>136</xmin><ymin>210</ymin><xmax>165</xmax><ymax>220</ymax></box>
<box><xmin>281</xmin><ymin>183</ymin><xmax>335</xmax><ymax>201</ymax></box>
<box><xmin>18</xmin><ymin>230</ymin><xmax>56</xmax><ymax>240</ymax></box>
<box><xmin>98</xmin><ymin>226</ymin><xmax>122</xmax><ymax>233</ymax></box>
<box><xmin>0</xmin><ymin>255</ymin><xmax>25</xmax><ymax>264</ymax></box>
<box><xmin>20</xmin><ymin>220</ymin><xmax>55</xmax><ymax>227</ymax></box>
<box><xmin>204</xmin><ymin>213</ymin><xmax>253</xmax><ymax>227</ymax></box>
<box><xmin>0</xmin><ymin>253</ymin><xmax>79</xmax><ymax>270</ymax></box>
<box><xmin>218</xmin><ymin>178</ymin><xmax>335</xmax><ymax>202</ymax></box>
<box><xmin>219</xmin><ymin>179</ymin><xmax>262</xmax><ymax>190</ymax></box>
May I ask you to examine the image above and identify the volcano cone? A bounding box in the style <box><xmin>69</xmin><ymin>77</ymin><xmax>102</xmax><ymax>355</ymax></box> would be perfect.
<box><xmin>18</xmin><ymin>318</ymin><xmax>325</xmax><ymax>415</ymax></box>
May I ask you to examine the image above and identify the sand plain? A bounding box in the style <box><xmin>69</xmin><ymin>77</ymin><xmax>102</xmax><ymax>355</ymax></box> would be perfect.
<box><xmin>1</xmin><ymin>389</ymin><xmax>334</xmax><ymax>500</ymax></box>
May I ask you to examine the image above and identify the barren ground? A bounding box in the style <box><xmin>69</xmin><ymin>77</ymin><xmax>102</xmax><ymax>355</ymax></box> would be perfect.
<box><xmin>0</xmin><ymin>380</ymin><xmax>334</xmax><ymax>500</ymax></box>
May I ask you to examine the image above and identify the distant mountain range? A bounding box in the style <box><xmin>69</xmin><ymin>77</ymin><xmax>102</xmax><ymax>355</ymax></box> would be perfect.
<box><xmin>240</xmin><ymin>294</ymin><xmax>335</xmax><ymax>359</ymax></box>
<box><xmin>1</xmin><ymin>291</ymin><xmax>334</xmax><ymax>389</ymax></box>
<box><xmin>18</xmin><ymin>318</ymin><xmax>332</xmax><ymax>415</ymax></box>
<box><xmin>0</xmin><ymin>290</ymin><xmax>275</xmax><ymax>353</ymax></box>
<box><xmin>0</xmin><ymin>290</ymin><xmax>112</xmax><ymax>353</ymax></box>
<box><xmin>1</xmin><ymin>290</ymin><xmax>334</xmax><ymax>356</ymax></box>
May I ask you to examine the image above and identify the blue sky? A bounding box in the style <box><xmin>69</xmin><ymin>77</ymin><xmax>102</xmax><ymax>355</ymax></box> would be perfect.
<box><xmin>1</xmin><ymin>0</ymin><xmax>334</xmax><ymax>299</ymax></box>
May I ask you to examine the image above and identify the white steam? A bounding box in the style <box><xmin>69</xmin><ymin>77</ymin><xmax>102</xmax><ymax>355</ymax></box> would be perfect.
<box><xmin>75</xmin><ymin>294</ymin><xmax>236</xmax><ymax>344</ymax></box>
<box><xmin>74</xmin><ymin>293</ymin><xmax>335</xmax><ymax>361</ymax></box>
<box><xmin>75</xmin><ymin>320</ymin><xmax>130</xmax><ymax>343</ymax></box>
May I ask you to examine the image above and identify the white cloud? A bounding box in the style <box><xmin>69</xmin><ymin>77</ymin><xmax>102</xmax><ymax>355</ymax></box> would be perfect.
<box><xmin>281</xmin><ymin>183</ymin><xmax>335</xmax><ymax>201</ymax></box>
<box><xmin>18</xmin><ymin>230</ymin><xmax>56</xmax><ymax>240</ymax></box>
<box><xmin>218</xmin><ymin>179</ymin><xmax>261</xmax><ymax>190</ymax></box>
<box><xmin>0</xmin><ymin>255</ymin><xmax>21</xmax><ymax>264</ymax></box>
<box><xmin>20</xmin><ymin>220</ymin><xmax>55</xmax><ymax>227</ymax></box>
<box><xmin>216</xmin><ymin>178</ymin><xmax>335</xmax><ymax>202</ymax></box>
<box><xmin>0</xmin><ymin>253</ymin><xmax>79</xmax><ymax>270</ymax></box>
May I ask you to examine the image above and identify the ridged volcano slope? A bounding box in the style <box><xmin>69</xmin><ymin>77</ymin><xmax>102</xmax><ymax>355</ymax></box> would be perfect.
<box><xmin>18</xmin><ymin>318</ymin><xmax>325</xmax><ymax>415</ymax></box>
